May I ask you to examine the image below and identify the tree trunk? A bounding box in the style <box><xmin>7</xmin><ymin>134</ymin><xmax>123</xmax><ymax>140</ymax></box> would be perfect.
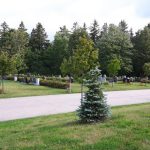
<box><xmin>81</xmin><ymin>80</ymin><xmax>84</xmax><ymax>104</ymax></box>
<box><xmin>69</xmin><ymin>79</ymin><xmax>71</xmax><ymax>93</ymax></box>
<box><xmin>111</xmin><ymin>76</ymin><xmax>114</xmax><ymax>87</ymax></box>
<box><xmin>1</xmin><ymin>75</ymin><xmax>4</xmax><ymax>93</ymax></box>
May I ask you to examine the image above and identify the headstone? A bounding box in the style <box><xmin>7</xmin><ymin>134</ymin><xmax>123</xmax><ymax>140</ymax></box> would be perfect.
<box><xmin>102</xmin><ymin>74</ymin><xmax>107</xmax><ymax>83</ymax></box>
<box><xmin>98</xmin><ymin>75</ymin><xmax>103</xmax><ymax>84</ymax></box>
<box><xmin>35</xmin><ymin>78</ymin><xmax>40</xmax><ymax>86</ymax></box>
<box><xmin>14</xmin><ymin>76</ymin><xmax>17</xmax><ymax>81</ymax></box>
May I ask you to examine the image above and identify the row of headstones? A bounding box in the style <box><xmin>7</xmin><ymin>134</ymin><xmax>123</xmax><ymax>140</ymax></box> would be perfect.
<box><xmin>14</xmin><ymin>76</ymin><xmax>40</xmax><ymax>86</ymax></box>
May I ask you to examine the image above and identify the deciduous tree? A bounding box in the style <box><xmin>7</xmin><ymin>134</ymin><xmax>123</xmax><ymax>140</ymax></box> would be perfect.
<box><xmin>0</xmin><ymin>51</ymin><xmax>16</xmax><ymax>93</ymax></box>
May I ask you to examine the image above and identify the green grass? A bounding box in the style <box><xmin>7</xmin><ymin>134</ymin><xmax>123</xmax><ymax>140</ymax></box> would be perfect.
<box><xmin>72</xmin><ymin>82</ymin><xmax>150</xmax><ymax>92</ymax></box>
<box><xmin>0</xmin><ymin>80</ymin><xmax>150</xmax><ymax>99</ymax></box>
<box><xmin>0</xmin><ymin>103</ymin><xmax>150</xmax><ymax>150</ymax></box>
<box><xmin>0</xmin><ymin>80</ymin><xmax>66</xmax><ymax>98</ymax></box>
<box><xmin>102</xmin><ymin>82</ymin><xmax>150</xmax><ymax>91</ymax></box>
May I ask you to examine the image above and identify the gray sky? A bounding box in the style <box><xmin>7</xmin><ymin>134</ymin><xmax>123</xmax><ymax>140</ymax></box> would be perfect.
<box><xmin>0</xmin><ymin>0</ymin><xmax>150</xmax><ymax>40</ymax></box>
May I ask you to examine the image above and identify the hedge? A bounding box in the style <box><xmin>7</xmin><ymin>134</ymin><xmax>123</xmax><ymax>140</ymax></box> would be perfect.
<box><xmin>40</xmin><ymin>79</ymin><xmax>69</xmax><ymax>89</ymax></box>
<box><xmin>6</xmin><ymin>76</ymin><xmax>14</xmax><ymax>80</ymax></box>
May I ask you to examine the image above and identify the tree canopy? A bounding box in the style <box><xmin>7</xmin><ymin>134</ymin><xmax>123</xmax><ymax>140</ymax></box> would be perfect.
<box><xmin>97</xmin><ymin>24</ymin><xmax>133</xmax><ymax>75</ymax></box>
<box><xmin>0</xmin><ymin>20</ymin><xmax>150</xmax><ymax>77</ymax></box>
<box><xmin>61</xmin><ymin>35</ymin><xmax>98</xmax><ymax>78</ymax></box>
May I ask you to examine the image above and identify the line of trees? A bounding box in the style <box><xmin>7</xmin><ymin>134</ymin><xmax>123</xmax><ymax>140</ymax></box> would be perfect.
<box><xmin>0</xmin><ymin>20</ymin><xmax>150</xmax><ymax>78</ymax></box>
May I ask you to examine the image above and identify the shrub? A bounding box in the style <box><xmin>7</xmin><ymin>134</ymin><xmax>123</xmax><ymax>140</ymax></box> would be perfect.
<box><xmin>6</xmin><ymin>75</ymin><xmax>14</xmax><ymax>80</ymax></box>
<box><xmin>46</xmin><ymin>77</ymin><xmax>68</xmax><ymax>82</ymax></box>
<box><xmin>18</xmin><ymin>77</ymin><xmax>25</xmax><ymax>82</ymax></box>
<box><xmin>140</xmin><ymin>78</ymin><xmax>150</xmax><ymax>84</ymax></box>
<box><xmin>40</xmin><ymin>80</ymin><xmax>69</xmax><ymax>89</ymax></box>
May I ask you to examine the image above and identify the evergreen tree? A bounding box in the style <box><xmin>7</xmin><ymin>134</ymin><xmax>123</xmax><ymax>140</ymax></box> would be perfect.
<box><xmin>100</xmin><ymin>23</ymin><xmax>108</xmax><ymax>37</ymax></box>
<box><xmin>97</xmin><ymin>24</ymin><xmax>133</xmax><ymax>75</ymax></box>
<box><xmin>132</xmin><ymin>24</ymin><xmax>150</xmax><ymax>76</ymax></box>
<box><xmin>27</xmin><ymin>22</ymin><xmax>49</xmax><ymax>74</ymax></box>
<box><xmin>29</xmin><ymin>23</ymin><xmax>49</xmax><ymax>51</ymax></box>
<box><xmin>83</xmin><ymin>22</ymin><xmax>87</xmax><ymax>31</ymax></box>
<box><xmin>78</xmin><ymin>67</ymin><xmax>111</xmax><ymax>123</ymax></box>
<box><xmin>129</xmin><ymin>28</ymin><xmax>133</xmax><ymax>38</ymax></box>
<box><xmin>0</xmin><ymin>21</ymin><xmax>11</xmax><ymax>52</ymax></box>
<box><xmin>68</xmin><ymin>23</ymin><xmax>89</xmax><ymax>57</ymax></box>
<box><xmin>119</xmin><ymin>20</ymin><xmax>128</xmax><ymax>33</ymax></box>
<box><xmin>49</xmin><ymin>26</ymin><xmax>70</xmax><ymax>75</ymax></box>
<box><xmin>89</xmin><ymin>20</ymin><xmax>100</xmax><ymax>45</ymax></box>
<box><xmin>18</xmin><ymin>21</ymin><xmax>27</xmax><ymax>32</ymax></box>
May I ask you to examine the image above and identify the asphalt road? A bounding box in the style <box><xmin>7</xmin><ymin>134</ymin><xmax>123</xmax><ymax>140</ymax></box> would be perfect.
<box><xmin>0</xmin><ymin>89</ymin><xmax>150</xmax><ymax>122</ymax></box>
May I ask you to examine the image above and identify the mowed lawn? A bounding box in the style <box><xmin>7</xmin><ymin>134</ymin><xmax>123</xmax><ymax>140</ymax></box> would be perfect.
<box><xmin>0</xmin><ymin>103</ymin><xmax>149</xmax><ymax>150</ymax></box>
<box><xmin>0</xmin><ymin>80</ymin><xmax>150</xmax><ymax>98</ymax></box>
<box><xmin>0</xmin><ymin>80</ymin><xmax>66</xmax><ymax>98</ymax></box>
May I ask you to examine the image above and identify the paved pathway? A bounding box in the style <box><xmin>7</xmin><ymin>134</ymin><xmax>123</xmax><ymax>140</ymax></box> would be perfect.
<box><xmin>0</xmin><ymin>89</ymin><xmax>150</xmax><ymax>122</ymax></box>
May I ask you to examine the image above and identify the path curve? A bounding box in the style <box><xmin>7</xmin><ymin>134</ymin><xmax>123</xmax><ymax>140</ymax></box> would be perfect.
<box><xmin>0</xmin><ymin>89</ymin><xmax>150</xmax><ymax>122</ymax></box>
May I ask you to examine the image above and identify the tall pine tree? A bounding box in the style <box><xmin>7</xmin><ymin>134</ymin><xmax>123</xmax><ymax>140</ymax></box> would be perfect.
<box><xmin>89</xmin><ymin>20</ymin><xmax>100</xmax><ymax>45</ymax></box>
<box><xmin>0</xmin><ymin>22</ymin><xmax>11</xmax><ymax>52</ymax></box>
<box><xmin>97</xmin><ymin>24</ymin><xmax>133</xmax><ymax>75</ymax></box>
<box><xmin>27</xmin><ymin>23</ymin><xmax>49</xmax><ymax>74</ymax></box>
<box><xmin>68</xmin><ymin>22</ymin><xmax>89</xmax><ymax>57</ymax></box>
<box><xmin>119</xmin><ymin>20</ymin><xmax>128</xmax><ymax>33</ymax></box>
<box><xmin>49</xmin><ymin>26</ymin><xmax>70</xmax><ymax>75</ymax></box>
<box><xmin>132</xmin><ymin>24</ymin><xmax>150</xmax><ymax>76</ymax></box>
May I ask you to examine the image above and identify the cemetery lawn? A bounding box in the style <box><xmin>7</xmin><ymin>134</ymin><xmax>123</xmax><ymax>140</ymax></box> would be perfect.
<box><xmin>0</xmin><ymin>103</ymin><xmax>149</xmax><ymax>150</ymax></box>
<box><xmin>0</xmin><ymin>80</ymin><xmax>66</xmax><ymax>98</ymax></box>
<box><xmin>0</xmin><ymin>80</ymin><xmax>150</xmax><ymax>98</ymax></box>
<box><xmin>102</xmin><ymin>82</ymin><xmax>150</xmax><ymax>91</ymax></box>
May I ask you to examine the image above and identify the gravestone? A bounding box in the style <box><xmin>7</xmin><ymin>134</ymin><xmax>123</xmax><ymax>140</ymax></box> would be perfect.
<box><xmin>35</xmin><ymin>78</ymin><xmax>40</xmax><ymax>86</ymax></box>
<box><xmin>102</xmin><ymin>74</ymin><xmax>107</xmax><ymax>83</ymax></box>
<box><xmin>14</xmin><ymin>76</ymin><xmax>17</xmax><ymax>81</ymax></box>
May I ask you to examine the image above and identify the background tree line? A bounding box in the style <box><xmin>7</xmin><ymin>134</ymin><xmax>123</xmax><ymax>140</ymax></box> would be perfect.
<box><xmin>0</xmin><ymin>20</ymin><xmax>150</xmax><ymax>77</ymax></box>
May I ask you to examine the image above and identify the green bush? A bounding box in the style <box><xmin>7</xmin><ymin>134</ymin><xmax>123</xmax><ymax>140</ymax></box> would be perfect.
<box><xmin>6</xmin><ymin>75</ymin><xmax>14</xmax><ymax>80</ymax></box>
<box><xmin>45</xmin><ymin>77</ymin><xmax>68</xmax><ymax>82</ymax></box>
<box><xmin>40</xmin><ymin>80</ymin><xmax>69</xmax><ymax>89</ymax></box>
<box><xmin>140</xmin><ymin>79</ymin><xmax>150</xmax><ymax>83</ymax></box>
<box><xmin>18</xmin><ymin>77</ymin><xmax>25</xmax><ymax>82</ymax></box>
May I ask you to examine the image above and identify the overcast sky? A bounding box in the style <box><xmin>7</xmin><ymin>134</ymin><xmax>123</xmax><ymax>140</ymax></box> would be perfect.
<box><xmin>0</xmin><ymin>0</ymin><xmax>150</xmax><ymax>40</ymax></box>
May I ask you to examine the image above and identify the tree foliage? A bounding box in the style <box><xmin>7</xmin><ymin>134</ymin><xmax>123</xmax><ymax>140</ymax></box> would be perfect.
<box><xmin>143</xmin><ymin>63</ymin><xmax>150</xmax><ymax>77</ymax></box>
<box><xmin>49</xmin><ymin>26</ymin><xmax>70</xmax><ymax>75</ymax></box>
<box><xmin>107</xmin><ymin>58</ymin><xmax>121</xmax><ymax>77</ymax></box>
<box><xmin>61</xmin><ymin>35</ymin><xmax>98</xmax><ymax>78</ymax></box>
<box><xmin>0</xmin><ymin>51</ymin><xmax>17</xmax><ymax>93</ymax></box>
<box><xmin>0</xmin><ymin>20</ymin><xmax>150</xmax><ymax>77</ymax></box>
<box><xmin>133</xmin><ymin>25</ymin><xmax>150</xmax><ymax>76</ymax></box>
<box><xmin>97</xmin><ymin>24</ymin><xmax>133</xmax><ymax>75</ymax></box>
<box><xmin>78</xmin><ymin>67</ymin><xmax>111</xmax><ymax>123</ymax></box>
<box><xmin>27</xmin><ymin>22</ymin><xmax>49</xmax><ymax>74</ymax></box>
<box><xmin>119</xmin><ymin>20</ymin><xmax>128</xmax><ymax>33</ymax></box>
<box><xmin>89</xmin><ymin>20</ymin><xmax>100</xmax><ymax>45</ymax></box>
<box><xmin>68</xmin><ymin>23</ymin><xmax>89</xmax><ymax>57</ymax></box>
